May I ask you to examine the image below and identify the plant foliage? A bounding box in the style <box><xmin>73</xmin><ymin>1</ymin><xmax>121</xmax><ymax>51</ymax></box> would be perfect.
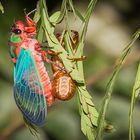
<box><xmin>33</xmin><ymin>0</ymin><xmax>140</xmax><ymax>140</ymax></box>
<box><xmin>96</xmin><ymin>29</ymin><xmax>140</xmax><ymax>140</ymax></box>
<box><xmin>129</xmin><ymin>61</ymin><xmax>140</xmax><ymax>140</ymax></box>
<box><xmin>34</xmin><ymin>0</ymin><xmax>99</xmax><ymax>140</ymax></box>
<box><xmin>0</xmin><ymin>1</ymin><xmax>4</xmax><ymax>13</ymax></box>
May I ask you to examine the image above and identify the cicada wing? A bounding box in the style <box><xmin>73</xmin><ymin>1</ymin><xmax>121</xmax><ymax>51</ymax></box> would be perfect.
<box><xmin>14</xmin><ymin>48</ymin><xmax>47</xmax><ymax>126</ymax></box>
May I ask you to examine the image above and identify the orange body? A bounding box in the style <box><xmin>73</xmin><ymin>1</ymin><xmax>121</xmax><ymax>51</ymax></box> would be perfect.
<box><xmin>33</xmin><ymin>43</ymin><xmax>54</xmax><ymax>106</ymax></box>
<box><xmin>52</xmin><ymin>71</ymin><xmax>76</xmax><ymax>100</ymax></box>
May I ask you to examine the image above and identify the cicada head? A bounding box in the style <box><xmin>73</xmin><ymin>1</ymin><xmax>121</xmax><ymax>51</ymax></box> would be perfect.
<box><xmin>9</xmin><ymin>20</ymin><xmax>27</xmax><ymax>46</ymax></box>
<box><xmin>10</xmin><ymin>11</ymin><xmax>36</xmax><ymax>46</ymax></box>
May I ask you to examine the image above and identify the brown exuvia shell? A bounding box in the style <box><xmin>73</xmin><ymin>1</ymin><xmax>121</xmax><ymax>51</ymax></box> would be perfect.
<box><xmin>51</xmin><ymin>30</ymin><xmax>79</xmax><ymax>101</ymax></box>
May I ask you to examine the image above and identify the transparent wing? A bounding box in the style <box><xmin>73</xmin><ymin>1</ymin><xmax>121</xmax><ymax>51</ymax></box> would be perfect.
<box><xmin>14</xmin><ymin>48</ymin><xmax>47</xmax><ymax>126</ymax></box>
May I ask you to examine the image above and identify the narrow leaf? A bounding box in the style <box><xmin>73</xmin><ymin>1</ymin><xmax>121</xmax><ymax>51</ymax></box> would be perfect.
<box><xmin>49</xmin><ymin>11</ymin><xmax>61</xmax><ymax>25</ymax></box>
<box><xmin>96</xmin><ymin>29</ymin><xmax>140</xmax><ymax>140</ymax></box>
<box><xmin>86</xmin><ymin>126</ymin><xmax>96</xmax><ymax>140</ymax></box>
<box><xmin>81</xmin><ymin>97</ymin><xmax>89</xmax><ymax>114</ymax></box>
<box><xmin>0</xmin><ymin>2</ymin><xmax>4</xmax><ymax>13</ymax></box>
<box><xmin>75</xmin><ymin>0</ymin><xmax>98</xmax><ymax>58</ymax></box>
<box><xmin>81</xmin><ymin>112</ymin><xmax>87</xmax><ymax>135</ymax></box>
<box><xmin>64</xmin><ymin>31</ymin><xmax>74</xmax><ymax>56</ymax></box>
<box><xmin>68</xmin><ymin>0</ymin><xmax>85</xmax><ymax>22</ymax></box>
<box><xmin>55</xmin><ymin>0</ymin><xmax>67</xmax><ymax>24</ymax></box>
<box><xmin>129</xmin><ymin>61</ymin><xmax>140</xmax><ymax>140</ymax></box>
<box><xmin>33</xmin><ymin>1</ymin><xmax>41</xmax><ymax>23</ymax></box>
<box><xmin>37</xmin><ymin>22</ymin><xmax>44</xmax><ymax>43</ymax></box>
<box><xmin>77</xmin><ymin>86</ymin><xmax>92</xmax><ymax>99</ymax></box>
<box><xmin>88</xmin><ymin>106</ymin><xmax>98</xmax><ymax>126</ymax></box>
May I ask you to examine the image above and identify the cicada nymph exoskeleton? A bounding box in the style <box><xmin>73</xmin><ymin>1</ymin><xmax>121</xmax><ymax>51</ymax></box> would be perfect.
<box><xmin>51</xmin><ymin>30</ymin><xmax>79</xmax><ymax>101</ymax></box>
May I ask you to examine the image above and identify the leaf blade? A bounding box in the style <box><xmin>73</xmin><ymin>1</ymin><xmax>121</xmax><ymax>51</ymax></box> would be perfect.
<box><xmin>129</xmin><ymin>61</ymin><xmax>140</xmax><ymax>140</ymax></box>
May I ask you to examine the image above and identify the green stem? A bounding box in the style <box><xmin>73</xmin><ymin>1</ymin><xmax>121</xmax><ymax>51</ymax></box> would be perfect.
<box><xmin>129</xmin><ymin>94</ymin><xmax>135</xmax><ymax>140</ymax></box>
<box><xmin>96</xmin><ymin>29</ymin><xmax>140</xmax><ymax>140</ymax></box>
<box><xmin>129</xmin><ymin>61</ymin><xmax>140</xmax><ymax>140</ymax></box>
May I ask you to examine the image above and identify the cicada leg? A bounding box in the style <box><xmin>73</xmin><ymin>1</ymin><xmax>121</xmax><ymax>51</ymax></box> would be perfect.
<box><xmin>39</xmin><ymin>49</ymin><xmax>65</xmax><ymax>72</ymax></box>
<box><xmin>71</xmin><ymin>30</ymin><xmax>79</xmax><ymax>50</ymax></box>
<box><xmin>11</xmin><ymin>58</ymin><xmax>17</xmax><ymax>64</ymax></box>
<box><xmin>67</xmin><ymin>55</ymin><xmax>87</xmax><ymax>61</ymax></box>
<box><xmin>24</xmin><ymin>9</ymin><xmax>36</xmax><ymax>35</ymax></box>
<box><xmin>47</xmin><ymin>50</ymin><xmax>62</xmax><ymax>56</ymax></box>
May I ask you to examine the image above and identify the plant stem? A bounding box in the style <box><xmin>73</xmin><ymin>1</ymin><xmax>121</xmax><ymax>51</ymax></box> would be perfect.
<box><xmin>96</xmin><ymin>29</ymin><xmax>140</xmax><ymax>140</ymax></box>
<box><xmin>129</xmin><ymin>61</ymin><xmax>140</xmax><ymax>140</ymax></box>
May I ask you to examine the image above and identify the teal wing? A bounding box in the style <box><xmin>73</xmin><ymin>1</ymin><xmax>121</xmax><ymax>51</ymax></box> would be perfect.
<box><xmin>14</xmin><ymin>48</ymin><xmax>47</xmax><ymax>126</ymax></box>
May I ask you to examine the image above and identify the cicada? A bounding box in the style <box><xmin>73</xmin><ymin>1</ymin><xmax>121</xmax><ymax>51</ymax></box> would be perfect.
<box><xmin>9</xmin><ymin>11</ymin><xmax>54</xmax><ymax>126</ymax></box>
<box><xmin>50</xmin><ymin>31</ymin><xmax>79</xmax><ymax>101</ymax></box>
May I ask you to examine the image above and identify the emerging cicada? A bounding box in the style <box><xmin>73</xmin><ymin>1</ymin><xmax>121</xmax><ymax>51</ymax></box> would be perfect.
<box><xmin>9</xmin><ymin>11</ymin><xmax>54</xmax><ymax>126</ymax></box>
<box><xmin>51</xmin><ymin>31</ymin><xmax>79</xmax><ymax>101</ymax></box>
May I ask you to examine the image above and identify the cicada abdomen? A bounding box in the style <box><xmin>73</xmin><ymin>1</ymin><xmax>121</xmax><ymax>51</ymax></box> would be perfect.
<box><xmin>51</xmin><ymin>31</ymin><xmax>78</xmax><ymax>100</ymax></box>
<box><xmin>52</xmin><ymin>71</ymin><xmax>76</xmax><ymax>100</ymax></box>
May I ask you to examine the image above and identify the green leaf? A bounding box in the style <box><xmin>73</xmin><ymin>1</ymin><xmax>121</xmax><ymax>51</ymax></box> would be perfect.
<box><xmin>77</xmin><ymin>86</ymin><xmax>92</xmax><ymax>99</ymax></box>
<box><xmin>0</xmin><ymin>2</ymin><xmax>4</xmax><ymax>14</ymax></box>
<box><xmin>64</xmin><ymin>31</ymin><xmax>74</xmax><ymax>56</ymax></box>
<box><xmin>68</xmin><ymin>0</ymin><xmax>85</xmax><ymax>22</ymax></box>
<box><xmin>49</xmin><ymin>11</ymin><xmax>61</xmax><ymax>25</ymax></box>
<box><xmin>85</xmin><ymin>98</ymin><xmax>95</xmax><ymax>107</ymax></box>
<box><xmin>41</xmin><ymin>0</ymin><xmax>49</xmax><ymax>18</ymax></box>
<box><xmin>74</xmin><ymin>7</ymin><xmax>85</xmax><ymax>22</ymax></box>
<box><xmin>129</xmin><ymin>61</ymin><xmax>140</xmax><ymax>140</ymax></box>
<box><xmin>42</xmin><ymin>8</ymin><xmax>54</xmax><ymax>33</ymax></box>
<box><xmin>81</xmin><ymin>97</ymin><xmax>89</xmax><ymax>114</ymax></box>
<box><xmin>78</xmin><ymin>86</ymin><xmax>99</xmax><ymax>140</ymax></box>
<box><xmin>33</xmin><ymin>1</ymin><xmax>41</xmax><ymax>23</ymax></box>
<box><xmin>77</xmin><ymin>93</ymin><xmax>82</xmax><ymax>114</ymax></box>
<box><xmin>81</xmin><ymin>112</ymin><xmax>87</xmax><ymax>135</ymax></box>
<box><xmin>86</xmin><ymin>126</ymin><xmax>96</xmax><ymax>140</ymax></box>
<box><xmin>82</xmin><ymin>111</ymin><xmax>93</xmax><ymax>128</ymax></box>
<box><xmin>75</xmin><ymin>0</ymin><xmax>98</xmax><ymax>57</ymax></box>
<box><xmin>55</xmin><ymin>0</ymin><xmax>67</xmax><ymax>24</ymax></box>
<box><xmin>37</xmin><ymin>22</ymin><xmax>44</xmax><ymax>43</ymax></box>
<box><xmin>88</xmin><ymin>105</ymin><xmax>98</xmax><ymax>126</ymax></box>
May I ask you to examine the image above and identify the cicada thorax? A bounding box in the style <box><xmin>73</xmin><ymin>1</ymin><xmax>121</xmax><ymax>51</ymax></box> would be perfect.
<box><xmin>51</xmin><ymin>30</ymin><xmax>79</xmax><ymax>101</ymax></box>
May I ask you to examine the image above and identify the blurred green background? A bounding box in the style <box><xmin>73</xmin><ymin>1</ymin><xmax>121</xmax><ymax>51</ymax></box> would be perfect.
<box><xmin>0</xmin><ymin>0</ymin><xmax>140</xmax><ymax>140</ymax></box>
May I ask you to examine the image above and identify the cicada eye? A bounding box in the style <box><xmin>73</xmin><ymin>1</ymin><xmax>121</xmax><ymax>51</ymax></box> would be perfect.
<box><xmin>13</xmin><ymin>29</ymin><xmax>22</xmax><ymax>34</ymax></box>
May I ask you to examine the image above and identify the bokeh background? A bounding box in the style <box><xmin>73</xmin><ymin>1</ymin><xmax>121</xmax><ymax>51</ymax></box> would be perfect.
<box><xmin>0</xmin><ymin>0</ymin><xmax>140</xmax><ymax>140</ymax></box>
